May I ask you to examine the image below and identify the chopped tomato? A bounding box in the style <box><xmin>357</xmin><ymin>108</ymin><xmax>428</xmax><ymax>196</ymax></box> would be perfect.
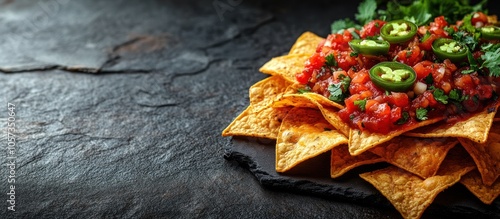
<box><xmin>428</xmin><ymin>16</ymin><xmax>449</xmax><ymax>37</ymax></box>
<box><xmin>396</xmin><ymin>42</ymin><xmax>423</xmax><ymax>66</ymax></box>
<box><xmin>390</xmin><ymin>107</ymin><xmax>402</xmax><ymax>123</ymax></box>
<box><xmin>294</xmin><ymin>12</ymin><xmax>497</xmax><ymax>134</ymax></box>
<box><xmin>413</xmin><ymin>61</ymin><xmax>434</xmax><ymax>80</ymax></box>
<box><xmin>388</xmin><ymin>92</ymin><xmax>410</xmax><ymax>108</ymax></box>
<box><xmin>419</xmin><ymin>33</ymin><xmax>439</xmax><ymax>51</ymax></box>
<box><xmin>334</xmin><ymin>51</ymin><xmax>358</xmax><ymax>71</ymax></box>
<box><xmin>471</xmin><ymin>12</ymin><xmax>488</xmax><ymax>27</ymax></box>
<box><xmin>296</xmin><ymin>53</ymin><xmax>325</xmax><ymax>84</ymax></box>
<box><xmin>360</xmin><ymin>20</ymin><xmax>386</xmax><ymax>38</ymax></box>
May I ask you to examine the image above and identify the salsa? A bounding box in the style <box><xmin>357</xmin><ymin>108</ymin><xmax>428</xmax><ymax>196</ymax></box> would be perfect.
<box><xmin>296</xmin><ymin>13</ymin><xmax>500</xmax><ymax>134</ymax></box>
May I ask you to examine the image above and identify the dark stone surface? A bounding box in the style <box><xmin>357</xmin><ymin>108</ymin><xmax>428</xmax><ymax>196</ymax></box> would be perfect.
<box><xmin>0</xmin><ymin>0</ymin><xmax>499</xmax><ymax>218</ymax></box>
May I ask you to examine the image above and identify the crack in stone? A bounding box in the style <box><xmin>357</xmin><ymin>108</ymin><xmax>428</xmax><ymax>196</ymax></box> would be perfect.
<box><xmin>136</xmin><ymin>102</ymin><xmax>178</xmax><ymax>108</ymax></box>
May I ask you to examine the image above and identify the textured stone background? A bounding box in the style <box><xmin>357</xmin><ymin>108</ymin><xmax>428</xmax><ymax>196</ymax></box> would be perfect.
<box><xmin>0</xmin><ymin>0</ymin><xmax>498</xmax><ymax>218</ymax></box>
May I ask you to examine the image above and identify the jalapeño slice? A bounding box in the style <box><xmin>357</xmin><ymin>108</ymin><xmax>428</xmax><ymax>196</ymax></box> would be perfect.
<box><xmin>481</xmin><ymin>26</ymin><xmax>500</xmax><ymax>40</ymax></box>
<box><xmin>369</xmin><ymin>62</ymin><xmax>416</xmax><ymax>92</ymax></box>
<box><xmin>348</xmin><ymin>39</ymin><xmax>390</xmax><ymax>56</ymax></box>
<box><xmin>380</xmin><ymin>20</ymin><xmax>417</xmax><ymax>44</ymax></box>
<box><xmin>431</xmin><ymin>38</ymin><xmax>468</xmax><ymax>63</ymax></box>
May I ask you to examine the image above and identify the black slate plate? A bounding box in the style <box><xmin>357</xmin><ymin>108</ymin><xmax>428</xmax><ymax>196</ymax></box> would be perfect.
<box><xmin>224</xmin><ymin>136</ymin><xmax>500</xmax><ymax>218</ymax></box>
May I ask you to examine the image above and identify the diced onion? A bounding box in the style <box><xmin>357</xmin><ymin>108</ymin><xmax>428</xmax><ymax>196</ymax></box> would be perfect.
<box><xmin>414</xmin><ymin>81</ymin><xmax>427</xmax><ymax>95</ymax></box>
<box><xmin>437</xmin><ymin>66</ymin><xmax>445</xmax><ymax>75</ymax></box>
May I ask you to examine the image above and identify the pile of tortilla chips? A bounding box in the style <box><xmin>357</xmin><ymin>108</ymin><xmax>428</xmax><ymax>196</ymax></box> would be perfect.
<box><xmin>222</xmin><ymin>32</ymin><xmax>500</xmax><ymax>219</ymax></box>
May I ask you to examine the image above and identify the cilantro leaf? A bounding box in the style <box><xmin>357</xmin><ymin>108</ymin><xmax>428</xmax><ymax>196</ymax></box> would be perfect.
<box><xmin>433</xmin><ymin>88</ymin><xmax>448</xmax><ymax>104</ymax></box>
<box><xmin>395</xmin><ymin>111</ymin><xmax>410</xmax><ymax>125</ymax></box>
<box><xmin>449</xmin><ymin>89</ymin><xmax>467</xmax><ymax>102</ymax></box>
<box><xmin>416</xmin><ymin>108</ymin><xmax>428</xmax><ymax>121</ymax></box>
<box><xmin>453</xmin><ymin>30</ymin><xmax>479</xmax><ymax>51</ymax></box>
<box><xmin>354</xmin><ymin>99</ymin><xmax>367</xmax><ymax>111</ymax></box>
<box><xmin>374</xmin><ymin>0</ymin><xmax>486</xmax><ymax>26</ymax></box>
<box><xmin>328</xmin><ymin>83</ymin><xmax>345</xmax><ymax>103</ymax></box>
<box><xmin>327</xmin><ymin>76</ymin><xmax>351</xmax><ymax>104</ymax></box>
<box><xmin>325</xmin><ymin>54</ymin><xmax>338</xmax><ymax>67</ymax></box>
<box><xmin>355</xmin><ymin>0</ymin><xmax>377</xmax><ymax>25</ymax></box>
<box><xmin>297</xmin><ymin>86</ymin><xmax>311</xmax><ymax>94</ymax></box>
<box><xmin>480</xmin><ymin>43</ymin><xmax>500</xmax><ymax>77</ymax></box>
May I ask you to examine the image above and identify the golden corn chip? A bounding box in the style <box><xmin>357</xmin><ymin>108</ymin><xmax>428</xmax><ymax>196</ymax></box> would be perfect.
<box><xmin>259</xmin><ymin>54</ymin><xmax>310</xmax><ymax>83</ymax></box>
<box><xmin>273</xmin><ymin>93</ymin><xmax>350</xmax><ymax>136</ymax></box>
<box><xmin>302</xmin><ymin>92</ymin><xmax>344</xmax><ymax>109</ymax></box>
<box><xmin>405</xmin><ymin>106</ymin><xmax>498</xmax><ymax>143</ymax></box>
<box><xmin>272</xmin><ymin>93</ymin><xmax>318</xmax><ymax>109</ymax></box>
<box><xmin>348</xmin><ymin>117</ymin><xmax>443</xmax><ymax>156</ymax></box>
<box><xmin>331</xmin><ymin>145</ymin><xmax>383</xmax><ymax>178</ymax></box>
<box><xmin>370</xmin><ymin>136</ymin><xmax>458</xmax><ymax>179</ymax></box>
<box><xmin>360</xmin><ymin>146</ymin><xmax>475</xmax><ymax>219</ymax></box>
<box><xmin>276</xmin><ymin>107</ymin><xmax>348</xmax><ymax>172</ymax></box>
<box><xmin>281</xmin><ymin>83</ymin><xmax>345</xmax><ymax>109</ymax></box>
<box><xmin>222</xmin><ymin>76</ymin><xmax>291</xmax><ymax>138</ymax></box>
<box><xmin>319</xmin><ymin>105</ymin><xmax>351</xmax><ymax>137</ymax></box>
<box><xmin>458</xmin><ymin>123</ymin><xmax>500</xmax><ymax>186</ymax></box>
<box><xmin>461</xmin><ymin>170</ymin><xmax>500</xmax><ymax>205</ymax></box>
<box><xmin>222</xmin><ymin>106</ymin><xmax>291</xmax><ymax>139</ymax></box>
<box><xmin>288</xmin><ymin>32</ymin><xmax>324</xmax><ymax>55</ymax></box>
<box><xmin>249</xmin><ymin>75</ymin><xmax>291</xmax><ymax>111</ymax></box>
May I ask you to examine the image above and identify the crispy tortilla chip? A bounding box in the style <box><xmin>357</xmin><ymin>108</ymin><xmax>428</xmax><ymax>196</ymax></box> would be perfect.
<box><xmin>273</xmin><ymin>93</ymin><xmax>350</xmax><ymax>136</ymax></box>
<box><xmin>405</xmin><ymin>106</ymin><xmax>498</xmax><ymax>143</ymax></box>
<box><xmin>461</xmin><ymin>170</ymin><xmax>500</xmax><ymax>205</ymax></box>
<box><xmin>259</xmin><ymin>54</ymin><xmax>310</xmax><ymax>83</ymax></box>
<box><xmin>331</xmin><ymin>145</ymin><xmax>383</xmax><ymax>178</ymax></box>
<box><xmin>302</xmin><ymin>92</ymin><xmax>344</xmax><ymax>109</ymax></box>
<box><xmin>272</xmin><ymin>93</ymin><xmax>318</xmax><ymax>109</ymax></box>
<box><xmin>370</xmin><ymin>136</ymin><xmax>457</xmax><ymax>179</ymax></box>
<box><xmin>360</xmin><ymin>146</ymin><xmax>475</xmax><ymax>219</ymax></box>
<box><xmin>458</xmin><ymin>123</ymin><xmax>500</xmax><ymax>186</ymax></box>
<box><xmin>222</xmin><ymin>106</ymin><xmax>291</xmax><ymax>139</ymax></box>
<box><xmin>288</xmin><ymin>32</ymin><xmax>324</xmax><ymax>55</ymax></box>
<box><xmin>348</xmin><ymin>117</ymin><xmax>443</xmax><ymax>156</ymax></box>
<box><xmin>222</xmin><ymin>76</ymin><xmax>291</xmax><ymax>138</ymax></box>
<box><xmin>281</xmin><ymin>83</ymin><xmax>345</xmax><ymax>109</ymax></box>
<box><xmin>276</xmin><ymin>108</ymin><xmax>348</xmax><ymax>172</ymax></box>
<box><xmin>249</xmin><ymin>75</ymin><xmax>291</xmax><ymax>111</ymax></box>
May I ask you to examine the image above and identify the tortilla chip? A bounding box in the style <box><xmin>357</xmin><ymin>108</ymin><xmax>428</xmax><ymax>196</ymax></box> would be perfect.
<box><xmin>288</xmin><ymin>32</ymin><xmax>324</xmax><ymax>55</ymax></box>
<box><xmin>276</xmin><ymin>107</ymin><xmax>348</xmax><ymax>172</ymax></box>
<box><xmin>259</xmin><ymin>54</ymin><xmax>310</xmax><ymax>83</ymax></box>
<box><xmin>405</xmin><ymin>106</ymin><xmax>498</xmax><ymax>143</ymax></box>
<box><xmin>222</xmin><ymin>76</ymin><xmax>291</xmax><ymax>138</ymax></box>
<box><xmin>331</xmin><ymin>145</ymin><xmax>383</xmax><ymax>178</ymax></box>
<box><xmin>222</xmin><ymin>106</ymin><xmax>291</xmax><ymax>139</ymax></box>
<box><xmin>319</xmin><ymin>105</ymin><xmax>351</xmax><ymax>137</ymax></box>
<box><xmin>272</xmin><ymin>93</ymin><xmax>318</xmax><ymax>109</ymax></box>
<box><xmin>370</xmin><ymin>136</ymin><xmax>458</xmax><ymax>179</ymax></box>
<box><xmin>273</xmin><ymin>93</ymin><xmax>350</xmax><ymax>136</ymax></box>
<box><xmin>461</xmin><ymin>170</ymin><xmax>500</xmax><ymax>205</ymax></box>
<box><xmin>360</xmin><ymin>146</ymin><xmax>475</xmax><ymax>219</ymax></box>
<box><xmin>458</xmin><ymin>123</ymin><xmax>500</xmax><ymax>186</ymax></box>
<box><xmin>348</xmin><ymin>117</ymin><xmax>443</xmax><ymax>156</ymax></box>
<box><xmin>249</xmin><ymin>75</ymin><xmax>292</xmax><ymax>111</ymax></box>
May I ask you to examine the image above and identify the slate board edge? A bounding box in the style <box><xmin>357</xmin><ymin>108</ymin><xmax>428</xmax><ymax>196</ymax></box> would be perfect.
<box><xmin>223</xmin><ymin>143</ymin><xmax>500</xmax><ymax>218</ymax></box>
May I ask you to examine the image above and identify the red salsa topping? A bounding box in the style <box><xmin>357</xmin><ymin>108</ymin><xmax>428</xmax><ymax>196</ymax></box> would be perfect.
<box><xmin>296</xmin><ymin>13</ymin><xmax>500</xmax><ymax>134</ymax></box>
